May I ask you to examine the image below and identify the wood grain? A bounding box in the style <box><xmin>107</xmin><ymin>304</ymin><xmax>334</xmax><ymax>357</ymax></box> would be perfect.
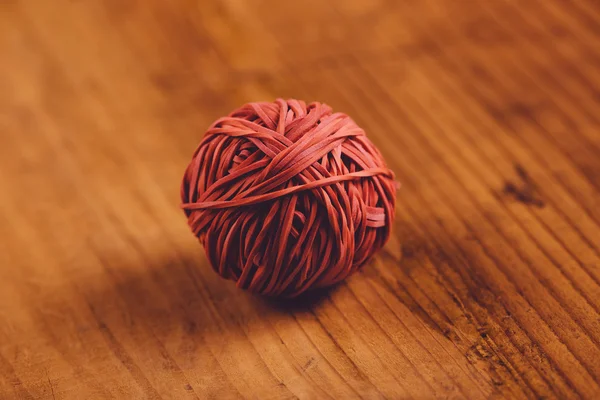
<box><xmin>1</xmin><ymin>0</ymin><xmax>599</xmax><ymax>398</ymax></box>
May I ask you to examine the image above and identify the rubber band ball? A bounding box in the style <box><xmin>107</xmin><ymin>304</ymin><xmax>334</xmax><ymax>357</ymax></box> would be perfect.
<box><xmin>181</xmin><ymin>99</ymin><xmax>397</xmax><ymax>297</ymax></box>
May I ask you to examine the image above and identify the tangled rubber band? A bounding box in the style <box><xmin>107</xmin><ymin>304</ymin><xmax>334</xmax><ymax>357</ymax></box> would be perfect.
<box><xmin>181</xmin><ymin>99</ymin><xmax>397</xmax><ymax>297</ymax></box>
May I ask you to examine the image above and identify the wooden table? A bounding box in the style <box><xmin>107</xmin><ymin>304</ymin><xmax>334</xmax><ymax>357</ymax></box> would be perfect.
<box><xmin>1</xmin><ymin>0</ymin><xmax>599</xmax><ymax>398</ymax></box>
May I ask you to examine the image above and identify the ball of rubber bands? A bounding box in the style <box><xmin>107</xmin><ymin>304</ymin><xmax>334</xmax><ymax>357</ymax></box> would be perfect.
<box><xmin>181</xmin><ymin>99</ymin><xmax>397</xmax><ymax>297</ymax></box>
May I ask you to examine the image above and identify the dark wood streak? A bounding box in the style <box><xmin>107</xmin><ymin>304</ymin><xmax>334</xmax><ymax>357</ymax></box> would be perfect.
<box><xmin>86</xmin><ymin>301</ymin><xmax>163</xmax><ymax>400</ymax></box>
<box><xmin>502</xmin><ymin>165</ymin><xmax>545</xmax><ymax>208</ymax></box>
<box><xmin>47</xmin><ymin>376</ymin><xmax>56</xmax><ymax>400</ymax></box>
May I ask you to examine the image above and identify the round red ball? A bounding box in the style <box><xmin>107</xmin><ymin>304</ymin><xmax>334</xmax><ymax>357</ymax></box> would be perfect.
<box><xmin>181</xmin><ymin>99</ymin><xmax>396</xmax><ymax>297</ymax></box>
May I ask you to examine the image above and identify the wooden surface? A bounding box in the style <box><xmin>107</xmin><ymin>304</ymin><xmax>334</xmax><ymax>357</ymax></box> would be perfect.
<box><xmin>1</xmin><ymin>0</ymin><xmax>600</xmax><ymax>398</ymax></box>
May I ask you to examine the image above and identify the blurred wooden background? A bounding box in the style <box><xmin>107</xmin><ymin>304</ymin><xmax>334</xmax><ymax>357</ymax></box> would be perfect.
<box><xmin>1</xmin><ymin>0</ymin><xmax>600</xmax><ymax>398</ymax></box>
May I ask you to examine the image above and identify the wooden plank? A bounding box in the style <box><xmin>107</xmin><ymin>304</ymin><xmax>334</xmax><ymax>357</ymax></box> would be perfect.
<box><xmin>1</xmin><ymin>0</ymin><xmax>599</xmax><ymax>398</ymax></box>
